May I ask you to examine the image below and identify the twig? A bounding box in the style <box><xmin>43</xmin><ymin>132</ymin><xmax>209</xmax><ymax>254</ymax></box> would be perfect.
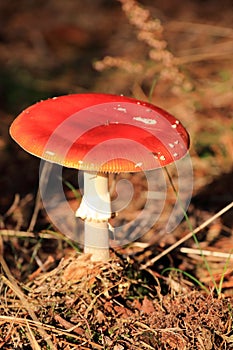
<box><xmin>176</xmin><ymin>41</ymin><xmax>233</xmax><ymax>64</ymax></box>
<box><xmin>28</xmin><ymin>255</ymin><xmax>55</xmax><ymax>280</ymax></box>
<box><xmin>3</xmin><ymin>194</ymin><xmax>20</xmax><ymax>217</ymax></box>
<box><xmin>25</xmin><ymin>320</ymin><xmax>41</xmax><ymax>350</ymax></box>
<box><xmin>180</xmin><ymin>247</ymin><xmax>233</xmax><ymax>260</ymax></box>
<box><xmin>0</xmin><ymin>256</ymin><xmax>56</xmax><ymax>349</ymax></box>
<box><xmin>0</xmin><ymin>229</ymin><xmax>60</xmax><ymax>239</ymax></box>
<box><xmin>0</xmin><ymin>315</ymin><xmax>83</xmax><ymax>340</ymax></box>
<box><xmin>167</xmin><ymin>21</ymin><xmax>233</xmax><ymax>38</ymax></box>
<box><xmin>140</xmin><ymin>201</ymin><xmax>233</xmax><ymax>269</ymax></box>
<box><xmin>27</xmin><ymin>187</ymin><xmax>41</xmax><ymax>233</ymax></box>
<box><xmin>28</xmin><ymin>162</ymin><xmax>53</xmax><ymax>232</ymax></box>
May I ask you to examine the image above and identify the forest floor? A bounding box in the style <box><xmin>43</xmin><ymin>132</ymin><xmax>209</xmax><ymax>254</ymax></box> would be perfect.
<box><xmin>0</xmin><ymin>0</ymin><xmax>233</xmax><ymax>349</ymax></box>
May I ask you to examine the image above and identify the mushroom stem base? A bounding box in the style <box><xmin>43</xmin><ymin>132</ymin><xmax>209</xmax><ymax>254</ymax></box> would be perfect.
<box><xmin>84</xmin><ymin>221</ymin><xmax>110</xmax><ymax>261</ymax></box>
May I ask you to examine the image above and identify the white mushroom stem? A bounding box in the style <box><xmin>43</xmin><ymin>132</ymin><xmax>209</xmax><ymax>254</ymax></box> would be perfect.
<box><xmin>84</xmin><ymin>221</ymin><xmax>110</xmax><ymax>261</ymax></box>
<box><xmin>76</xmin><ymin>172</ymin><xmax>111</xmax><ymax>261</ymax></box>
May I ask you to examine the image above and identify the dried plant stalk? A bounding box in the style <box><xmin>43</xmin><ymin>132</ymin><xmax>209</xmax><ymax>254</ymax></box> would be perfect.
<box><xmin>94</xmin><ymin>0</ymin><xmax>191</xmax><ymax>92</ymax></box>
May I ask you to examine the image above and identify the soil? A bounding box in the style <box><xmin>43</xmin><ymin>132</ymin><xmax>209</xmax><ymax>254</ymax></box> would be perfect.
<box><xmin>0</xmin><ymin>0</ymin><xmax>233</xmax><ymax>349</ymax></box>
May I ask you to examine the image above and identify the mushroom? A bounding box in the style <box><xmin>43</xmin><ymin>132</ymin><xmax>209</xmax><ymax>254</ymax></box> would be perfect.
<box><xmin>9</xmin><ymin>93</ymin><xmax>190</xmax><ymax>261</ymax></box>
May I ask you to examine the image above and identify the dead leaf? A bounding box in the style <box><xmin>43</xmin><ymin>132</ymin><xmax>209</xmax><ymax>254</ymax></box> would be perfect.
<box><xmin>141</xmin><ymin>296</ymin><xmax>155</xmax><ymax>315</ymax></box>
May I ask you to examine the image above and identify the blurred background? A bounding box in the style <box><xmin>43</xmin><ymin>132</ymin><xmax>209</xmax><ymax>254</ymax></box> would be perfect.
<box><xmin>0</xmin><ymin>0</ymin><xmax>232</xmax><ymax>269</ymax></box>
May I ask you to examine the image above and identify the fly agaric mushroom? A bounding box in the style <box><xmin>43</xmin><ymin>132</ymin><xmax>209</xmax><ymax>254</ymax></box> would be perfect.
<box><xmin>10</xmin><ymin>93</ymin><xmax>189</xmax><ymax>261</ymax></box>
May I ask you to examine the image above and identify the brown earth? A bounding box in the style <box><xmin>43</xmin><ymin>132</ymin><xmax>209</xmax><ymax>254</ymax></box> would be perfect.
<box><xmin>0</xmin><ymin>0</ymin><xmax>233</xmax><ymax>348</ymax></box>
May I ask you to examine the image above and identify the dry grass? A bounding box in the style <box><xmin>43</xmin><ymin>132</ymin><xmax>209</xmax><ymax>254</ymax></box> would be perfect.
<box><xmin>1</xmin><ymin>252</ymin><xmax>233</xmax><ymax>349</ymax></box>
<box><xmin>0</xmin><ymin>0</ymin><xmax>233</xmax><ymax>348</ymax></box>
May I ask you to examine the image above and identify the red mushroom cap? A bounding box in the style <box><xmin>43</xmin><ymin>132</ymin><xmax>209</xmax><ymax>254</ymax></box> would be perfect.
<box><xmin>10</xmin><ymin>93</ymin><xmax>190</xmax><ymax>172</ymax></box>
